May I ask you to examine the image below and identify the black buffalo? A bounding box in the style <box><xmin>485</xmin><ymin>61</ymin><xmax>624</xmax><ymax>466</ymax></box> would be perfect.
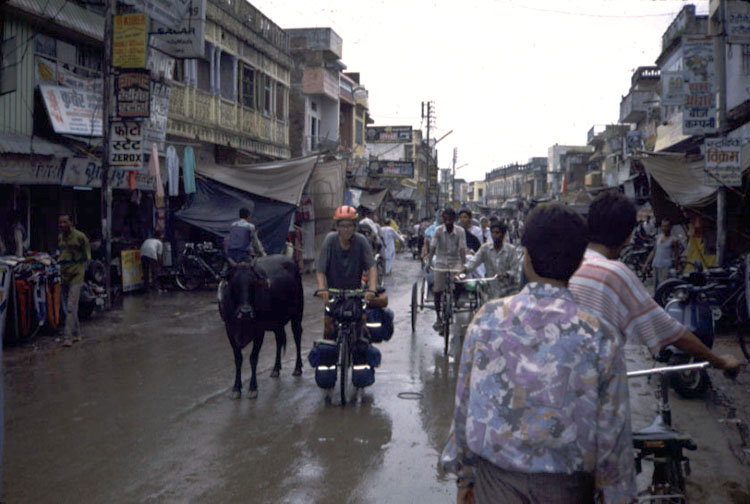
<box><xmin>219</xmin><ymin>254</ymin><xmax>303</xmax><ymax>399</ymax></box>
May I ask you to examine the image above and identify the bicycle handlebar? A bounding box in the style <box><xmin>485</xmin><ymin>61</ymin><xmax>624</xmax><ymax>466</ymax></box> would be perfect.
<box><xmin>313</xmin><ymin>288</ymin><xmax>377</xmax><ymax>298</ymax></box>
<box><xmin>626</xmin><ymin>361</ymin><xmax>709</xmax><ymax>379</ymax></box>
<box><xmin>432</xmin><ymin>267</ymin><xmax>464</xmax><ymax>273</ymax></box>
<box><xmin>455</xmin><ymin>274</ymin><xmax>499</xmax><ymax>283</ymax></box>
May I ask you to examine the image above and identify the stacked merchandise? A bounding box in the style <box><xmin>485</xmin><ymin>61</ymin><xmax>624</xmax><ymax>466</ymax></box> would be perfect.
<box><xmin>0</xmin><ymin>254</ymin><xmax>61</xmax><ymax>345</ymax></box>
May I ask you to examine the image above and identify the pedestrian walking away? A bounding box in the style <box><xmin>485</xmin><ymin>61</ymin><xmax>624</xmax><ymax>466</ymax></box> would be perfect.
<box><xmin>57</xmin><ymin>214</ymin><xmax>90</xmax><ymax>347</ymax></box>
<box><xmin>569</xmin><ymin>192</ymin><xmax>740</xmax><ymax>376</ymax></box>
<box><xmin>442</xmin><ymin>203</ymin><xmax>636</xmax><ymax>504</ymax></box>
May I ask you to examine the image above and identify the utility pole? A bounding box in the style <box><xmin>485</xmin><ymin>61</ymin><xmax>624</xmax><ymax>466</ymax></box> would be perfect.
<box><xmin>421</xmin><ymin>101</ymin><xmax>434</xmax><ymax>219</ymax></box>
<box><xmin>714</xmin><ymin>0</ymin><xmax>728</xmax><ymax>265</ymax></box>
<box><xmin>451</xmin><ymin>147</ymin><xmax>457</xmax><ymax>205</ymax></box>
<box><xmin>101</xmin><ymin>0</ymin><xmax>114</xmax><ymax>308</ymax></box>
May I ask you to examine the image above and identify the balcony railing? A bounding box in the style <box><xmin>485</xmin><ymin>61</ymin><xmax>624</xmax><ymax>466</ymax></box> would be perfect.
<box><xmin>168</xmin><ymin>83</ymin><xmax>288</xmax><ymax>148</ymax></box>
<box><xmin>620</xmin><ymin>90</ymin><xmax>657</xmax><ymax>124</ymax></box>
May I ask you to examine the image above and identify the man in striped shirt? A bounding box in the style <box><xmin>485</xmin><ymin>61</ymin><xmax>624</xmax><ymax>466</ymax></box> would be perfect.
<box><xmin>569</xmin><ymin>191</ymin><xmax>740</xmax><ymax>374</ymax></box>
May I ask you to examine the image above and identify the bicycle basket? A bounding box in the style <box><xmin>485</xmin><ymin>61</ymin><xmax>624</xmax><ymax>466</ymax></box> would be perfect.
<box><xmin>330</xmin><ymin>297</ymin><xmax>363</xmax><ymax>322</ymax></box>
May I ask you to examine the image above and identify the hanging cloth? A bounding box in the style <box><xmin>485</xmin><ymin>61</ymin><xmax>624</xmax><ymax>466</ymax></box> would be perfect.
<box><xmin>150</xmin><ymin>144</ymin><xmax>165</xmax><ymax>206</ymax></box>
<box><xmin>166</xmin><ymin>146</ymin><xmax>179</xmax><ymax>196</ymax></box>
<box><xmin>183</xmin><ymin>146</ymin><xmax>196</xmax><ymax>194</ymax></box>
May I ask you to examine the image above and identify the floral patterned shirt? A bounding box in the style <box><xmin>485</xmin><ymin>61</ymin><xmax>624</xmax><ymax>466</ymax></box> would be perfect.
<box><xmin>441</xmin><ymin>282</ymin><xmax>636</xmax><ymax>504</ymax></box>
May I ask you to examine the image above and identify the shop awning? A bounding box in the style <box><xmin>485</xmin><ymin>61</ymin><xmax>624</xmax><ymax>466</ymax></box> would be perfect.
<box><xmin>0</xmin><ymin>133</ymin><xmax>72</xmax><ymax>157</ymax></box>
<box><xmin>8</xmin><ymin>0</ymin><xmax>104</xmax><ymax>41</ymax></box>
<box><xmin>196</xmin><ymin>155</ymin><xmax>319</xmax><ymax>206</ymax></box>
<box><xmin>639</xmin><ymin>145</ymin><xmax>750</xmax><ymax>207</ymax></box>
<box><xmin>358</xmin><ymin>189</ymin><xmax>388</xmax><ymax>211</ymax></box>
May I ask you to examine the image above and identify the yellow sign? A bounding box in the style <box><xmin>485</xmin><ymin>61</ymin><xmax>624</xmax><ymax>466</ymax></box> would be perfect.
<box><xmin>121</xmin><ymin>249</ymin><xmax>144</xmax><ymax>292</ymax></box>
<box><xmin>113</xmin><ymin>14</ymin><xmax>148</xmax><ymax>68</ymax></box>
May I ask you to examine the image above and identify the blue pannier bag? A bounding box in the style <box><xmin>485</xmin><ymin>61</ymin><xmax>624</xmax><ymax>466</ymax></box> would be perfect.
<box><xmin>352</xmin><ymin>364</ymin><xmax>375</xmax><ymax>388</ymax></box>
<box><xmin>308</xmin><ymin>339</ymin><xmax>338</xmax><ymax>368</ymax></box>
<box><xmin>315</xmin><ymin>366</ymin><xmax>337</xmax><ymax>389</ymax></box>
<box><xmin>309</xmin><ymin>340</ymin><xmax>338</xmax><ymax>389</ymax></box>
<box><xmin>367</xmin><ymin>345</ymin><xmax>381</xmax><ymax>368</ymax></box>
<box><xmin>365</xmin><ymin>307</ymin><xmax>394</xmax><ymax>343</ymax></box>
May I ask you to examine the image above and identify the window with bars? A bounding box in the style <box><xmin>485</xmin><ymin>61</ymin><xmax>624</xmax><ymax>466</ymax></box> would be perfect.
<box><xmin>263</xmin><ymin>75</ymin><xmax>272</xmax><ymax>116</ymax></box>
<box><xmin>241</xmin><ymin>65</ymin><xmax>255</xmax><ymax>108</ymax></box>
<box><xmin>743</xmin><ymin>44</ymin><xmax>750</xmax><ymax>76</ymax></box>
<box><xmin>0</xmin><ymin>37</ymin><xmax>17</xmax><ymax>95</ymax></box>
<box><xmin>275</xmin><ymin>81</ymin><xmax>284</xmax><ymax>120</ymax></box>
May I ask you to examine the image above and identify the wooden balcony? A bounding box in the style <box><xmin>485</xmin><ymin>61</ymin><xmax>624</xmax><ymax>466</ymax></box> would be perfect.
<box><xmin>168</xmin><ymin>83</ymin><xmax>290</xmax><ymax>159</ymax></box>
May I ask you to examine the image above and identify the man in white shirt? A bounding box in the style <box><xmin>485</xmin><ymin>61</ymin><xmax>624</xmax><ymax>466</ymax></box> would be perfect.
<box><xmin>140</xmin><ymin>231</ymin><xmax>164</xmax><ymax>291</ymax></box>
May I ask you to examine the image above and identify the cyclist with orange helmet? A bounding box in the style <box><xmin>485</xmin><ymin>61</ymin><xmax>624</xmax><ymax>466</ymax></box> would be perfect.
<box><xmin>315</xmin><ymin>205</ymin><xmax>377</xmax><ymax>338</ymax></box>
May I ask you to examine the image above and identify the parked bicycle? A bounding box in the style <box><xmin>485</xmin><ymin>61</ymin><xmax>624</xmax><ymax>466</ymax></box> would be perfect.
<box><xmin>628</xmin><ymin>361</ymin><xmax>710</xmax><ymax>503</ymax></box>
<box><xmin>174</xmin><ymin>241</ymin><xmax>226</xmax><ymax>291</ymax></box>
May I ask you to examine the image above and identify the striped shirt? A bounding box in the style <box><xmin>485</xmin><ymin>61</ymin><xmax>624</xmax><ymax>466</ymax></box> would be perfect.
<box><xmin>569</xmin><ymin>249</ymin><xmax>686</xmax><ymax>354</ymax></box>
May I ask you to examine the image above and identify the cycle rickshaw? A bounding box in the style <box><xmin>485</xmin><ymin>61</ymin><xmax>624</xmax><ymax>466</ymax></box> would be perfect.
<box><xmin>410</xmin><ymin>266</ymin><xmax>497</xmax><ymax>355</ymax></box>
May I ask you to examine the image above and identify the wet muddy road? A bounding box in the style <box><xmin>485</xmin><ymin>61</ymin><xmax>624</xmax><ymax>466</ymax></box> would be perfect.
<box><xmin>3</xmin><ymin>253</ymin><xmax>749</xmax><ymax>503</ymax></box>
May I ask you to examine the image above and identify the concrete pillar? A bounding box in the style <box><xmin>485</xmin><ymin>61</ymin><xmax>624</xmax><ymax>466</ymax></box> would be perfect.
<box><xmin>215</xmin><ymin>46</ymin><xmax>222</xmax><ymax>96</ymax></box>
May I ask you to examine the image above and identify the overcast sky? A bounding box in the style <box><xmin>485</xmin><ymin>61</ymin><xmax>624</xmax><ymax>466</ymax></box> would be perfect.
<box><xmin>253</xmin><ymin>0</ymin><xmax>708</xmax><ymax>182</ymax></box>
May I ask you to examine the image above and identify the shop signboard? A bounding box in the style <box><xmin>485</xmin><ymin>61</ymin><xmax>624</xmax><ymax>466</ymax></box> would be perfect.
<box><xmin>661</xmin><ymin>71</ymin><xmax>684</xmax><ymax>106</ymax></box>
<box><xmin>150</xmin><ymin>0</ymin><xmax>206</xmax><ymax>58</ymax></box>
<box><xmin>146</xmin><ymin>48</ymin><xmax>175</xmax><ymax>80</ymax></box>
<box><xmin>115</xmin><ymin>70</ymin><xmax>150</xmax><ymax>118</ymax></box>
<box><xmin>369</xmin><ymin>160</ymin><xmax>414</xmax><ymax>178</ymax></box>
<box><xmin>113</xmin><ymin>14</ymin><xmax>148</xmax><ymax>68</ymax></box>
<box><xmin>727</xmin><ymin>0</ymin><xmax>750</xmax><ymax>44</ymax></box>
<box><xmin>36</xmin><ymin>57</ymin><xmax>103</xmax><ymax>94</ymax></box>
<box><xmin>704</xmin><ymin>137</ymin><xmax>743</xmax><ymax>187</ymax></box>
<box><xmin>682</xmin><ymin>36</ymin><xmax>717</xmax><ymax>135</ymax></box>
<box><xmin>366</xmin><ymin>126</ymin><xmax>412</xmax><ymax>143</ymax></box>
<box><xmin>40</xmin><ymin>85</ymin><xmax>103</xmax><ymax>136</ymax></box>
<box><xmin>121</xmin><ymin>0</ymin><xmax>191</xmax><ymax>30</ymax></box>
<box><xmin>63</xmin><ymin>158</ymin><xmax>155</xmax><ymax>190</ymax></box>
<box><xmin>109</xmin><ymin>121</ymin><xmax>144</xmax><ymax>170</ymax></box>
<box><xmin>143</xmin><ymin>81</ymin><xmax>171</xmax><ymax>153</ymax></box>
<box><xmin>120</xmin><ymin>249</ymin><xmax>144</xmax><ymax>292</ymax></box>
<box><xmin>0</xmin><ymin>157</ymin><xmax>64</xmax><ymax>184</ymax></box>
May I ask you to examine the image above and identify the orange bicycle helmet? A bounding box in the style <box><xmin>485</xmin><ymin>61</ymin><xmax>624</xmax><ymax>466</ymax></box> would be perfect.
<box><xmin>333</xmin><ymin>205</ymin><xmax>359</xmax><ymax>220</ymax></box>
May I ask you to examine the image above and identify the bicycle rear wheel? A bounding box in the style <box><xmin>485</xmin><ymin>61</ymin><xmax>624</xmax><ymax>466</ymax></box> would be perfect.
<box><xmin>411</xmin><ymin>282</ymin><xmax>418</xmax><ymax>332</ymax></box>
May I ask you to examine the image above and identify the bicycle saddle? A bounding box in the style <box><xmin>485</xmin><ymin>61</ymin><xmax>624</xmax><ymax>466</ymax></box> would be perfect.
<box><xmin>633</xmin><ymin>418</ymin><xmax>697</xmax><ymax>451</ymax></box>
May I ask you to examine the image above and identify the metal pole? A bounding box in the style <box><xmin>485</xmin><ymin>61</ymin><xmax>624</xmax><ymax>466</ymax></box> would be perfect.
<box><xmin>101</xmin><ymin>0</ymin><xmax>114</xmax><ymax>308</ymax></box>
<box><xmin>425</xmin><ymin>101</ymin><xmax>431</xmax><ymax>219</ymax></box>
<box><xmin>716</xmin><ymin>0</ymin><xmax>728</xmax><ymax>265</ymax></box>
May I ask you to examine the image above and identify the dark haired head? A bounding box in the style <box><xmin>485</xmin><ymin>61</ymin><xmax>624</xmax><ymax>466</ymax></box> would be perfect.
<box><xmin>458</xmin><ymin>207</ymin><xmax>472</xmax><ymax>218</ymax></box>
<box><xmin>489</xmin><ymin>215</ymin><xmax>500</xmax><ymax>224</ymax></box>
<box><xmin>588</xmin><ymin>191</ymin><xmax>636</xmax><ymax>247</ymax></box>
<box><xmin>521</xmin><ymin>203</ymin><xmax>588</xmax><ymax>282</ymax></box>
<box><xmin>442</xmin><ymin>207</ymin><xmax>456</xmax><ymax>218</ymax></box>
<box><xmin>490</xmin><ymin>221</ymin><xmax>507</xmax><ymax>234</ymax></box>
<box><xmin>239</xmin><ymin>207</ymin><xmax>251</xmax><ymax>219</ymax></box>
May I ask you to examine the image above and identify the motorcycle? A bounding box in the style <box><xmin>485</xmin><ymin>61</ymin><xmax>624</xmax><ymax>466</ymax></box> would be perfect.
<box><xmin>174</xmin><ymin>241</ymin><xmax>226</xmax><ymax>291</ymax></box>
<box><xmin>655</xmin><ymin>256</ymin><xmax>747</xmax><ymax>327</ymax></box>
<box><xmin>659</xmin><ymin>282</ymin><xmax>716</xmax><ymax>398</ymax></box>
<box><xmin>620</xmin><ymin>233</ymin><xmax>654</xmax><ymax>282</ymax></box>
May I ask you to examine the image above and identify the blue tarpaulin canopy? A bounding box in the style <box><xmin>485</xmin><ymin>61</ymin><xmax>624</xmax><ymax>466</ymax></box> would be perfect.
<box><xmin>175</xmin><ymin>177</ymin><xmax>295</xmax><ymax>255</ymax></box>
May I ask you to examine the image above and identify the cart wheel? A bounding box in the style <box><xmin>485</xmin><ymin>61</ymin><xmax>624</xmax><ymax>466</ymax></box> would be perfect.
<box><xmin>411</xmin><ymin>282</ymin><xmax>418</xmax><ymax>332</ymax></box>
<box><xmin>419</xmin><ymin>275</ymin><xmax>426</xmax><ymax>310</ymax></box>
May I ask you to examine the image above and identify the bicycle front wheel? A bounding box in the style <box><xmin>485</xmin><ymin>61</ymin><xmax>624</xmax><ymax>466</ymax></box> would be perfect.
<box><xmin>340</xmin><ymin>329</ymin><xmax>349</xmax><ymax>405</ymax></box>
<box><xmin>442</xmin><ymin>293</ymin><xmax>451</xmax><ymax>356</ymax></box>
<box><xmin>175</xmin><ymin>256</ymin><xmax>203</xmax><ymax>291</ymax></box>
